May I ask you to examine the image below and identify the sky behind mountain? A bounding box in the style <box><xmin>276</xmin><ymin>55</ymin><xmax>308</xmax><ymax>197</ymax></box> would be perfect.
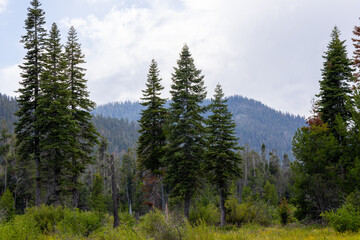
<box><xmin>1</xmin><ymin>0</ymin><xmax>360</xmax><ymax>117</ymax></box>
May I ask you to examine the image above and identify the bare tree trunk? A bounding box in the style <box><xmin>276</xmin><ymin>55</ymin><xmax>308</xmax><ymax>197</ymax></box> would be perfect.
<box><xmin>219</xmin><ymin>188</ymin><xmax>226</xmax><ymax>226</ymax></box>
<box><xmin>127</xmin><ymin>187</ymin><xmax>132</xmax><ymax>215</ymax></box>
<box><xmin>72</xmin><ymin>171</ymin><xmax>79</xmax><ymax>208</ymax></box>
<box><xmin>160</xmin><ymin>177</ymin><xmax>165</xmax><ymax>210</ymax></box>
<box><xmin>111</xmin><ymin>154</ymin><xmax>119</xmax><ymax>228</ymax></box>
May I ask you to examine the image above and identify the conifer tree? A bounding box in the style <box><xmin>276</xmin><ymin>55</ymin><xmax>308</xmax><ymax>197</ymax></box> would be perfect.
<box><xmin>37</xmin><ymin>22</ymin><xmax>73</xmax><ymax>205</ymax></box>
<box><xmin>205</xmin><ymin>84</ymin><xmax>242</xmax><ymax>226</ymax></box>
<box><xmin>137</xmin><ymin>59</ymin><xmax>167</xmax><ymax>209</ymax></box>
<box><xmin>317</xmin><ymin>26</ymin><xmax>353</xmax><ymax>136</ymax></box>
<box><xmin>64</xmin><ymin>26</ymin><xmax>98</xmax><ymax>207</ymax></box>
<box><xmin>164</xmin><ymin>44</ymin><xmax>207</xmax><ymax>219</ymax></box>
<box><xmin>137</xmin><ymin>59</ymin><xmax>167</xmax><ymax>173</ymax></box>
<box><xmin>15</xmin><ymin>0</ymin><xmax>47</xmax><ymax>206</ymax></box>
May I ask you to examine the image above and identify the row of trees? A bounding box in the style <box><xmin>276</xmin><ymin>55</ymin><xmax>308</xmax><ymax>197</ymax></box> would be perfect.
<box><xmin>292</xmin><ymin>25</ymin><xmax>360</xmax><ymax>220</ymax></box>
<box><xmin>137</xmin><ymin>47</ymin><xmax>243</xmax><ymax>226</ymax></box>
<box><xmin>15</xmin><ymin>0</ymin><xmax>98</xmax><ymax>209</ymax></box>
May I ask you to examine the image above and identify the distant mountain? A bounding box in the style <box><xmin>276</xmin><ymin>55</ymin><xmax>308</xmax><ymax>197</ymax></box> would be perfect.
<box><xmin>93</xmin><ymin>95</ymin><xmax>305</xmax><ymax>159</ymax></box>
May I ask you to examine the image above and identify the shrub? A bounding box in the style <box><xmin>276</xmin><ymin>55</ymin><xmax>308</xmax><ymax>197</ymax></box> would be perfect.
<box><xmin>0</xmin><ymin>213</ymin><xmax>43</xmax><ymax>240</ymax></box>
<box><xmin>225</xmin><ymin>197</ymin><xmax>272</xmax><ymax>226</ymax></box>
<box><xmin>56</xmin><ymin>208</ymin><xmax>103</xmax><ymax>236</ymax></box>
<box><xmin>189</xmin><ymin>203</ymin><xmax>220</xmax><ymax>225</ymax></box>
<box><xmin>322</xmin><ymin>191</ymin><xmax>360</xmax><ymax>232</ymax></box>
<box><xmin>322</xmin><ymin>203</ymin><xmax>360</xmax><ymax>232</ymax></box>
<box><xmin>26</xmin><ymin>205</ymin><xmax>64</xmax><ymax>234</ymax></box>
<box><xmin>278</xmin><ymin>197</ymin><xmax>292</xmax><ymax>225</ymax></box>
<box><xmin>119</xmin><ymin>211</ymin><xmax>136</xmax><ymax>227</ymax></box>
<box><xmin>0</xmin><ymin>189</ymin><xmax>15</xmax><ymax>222</ymax></box>
<box><xmin>139</xmin><ymin>209</ymin><xmax>184</xmax><ymax>240</ymax></box>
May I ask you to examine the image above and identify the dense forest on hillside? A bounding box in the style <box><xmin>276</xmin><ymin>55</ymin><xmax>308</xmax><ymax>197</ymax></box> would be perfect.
<box><xmin>93</xmin><ymin>95</ymin><xmax>305</xmax><ymax>157</ymax></box>
<box><xmin>0</xmin><ymin>94</ymin><xmax>17</xmax><ymax>132</ymax></box>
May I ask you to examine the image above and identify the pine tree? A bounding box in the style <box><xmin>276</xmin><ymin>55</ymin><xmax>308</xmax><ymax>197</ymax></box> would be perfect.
<box><xmin>64</xmin><ymin>26</ymin><xmax>98</xmax><ymax>207</ymax></box>
<box><xmin>15</xmin><ymin>0</ymin><xmax>47</xmax><ymax>206</ymax></box>
<box><xmin>205</xmin><ymin>84</ymin><xmax>242</xmax><ymax>226</ymax></box>
<box><xmin>164</xmin><ymin>44</ymin><xmax>207</xmax><ymax>219</ymax></box>
<box><xmin>137</xmin><ymin>59</ymin><xmax>167</xmax><ymax>173</ymax></box>
<box><xmin>137</xmin><ymin>59</ymin><xmax>167</xmax><ymax>209</ymax></box>
<box><xmin>317</xmin><ymin>26</ymin><xmax>353</xmax><ymax>136</ymax></box>
<box><xmin>37</xmin><ymin>22</ymin><xmax>73</xmax><ymax>205</ymax></box>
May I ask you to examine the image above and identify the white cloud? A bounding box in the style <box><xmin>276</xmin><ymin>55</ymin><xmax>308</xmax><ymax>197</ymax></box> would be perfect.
<box><xmin>60</xmin><ymin>0</ymin><xmax>360</xmax><ymax>117</ymax></box>
<box><xmin>0</xmin><ymin>0</ymin><xmax>8</xmax><ymax>13</ymax></box>
<box><xmin>0</xmin><ymin>64</ymin><xmax>20</xmax><ymax>97</ymax></box>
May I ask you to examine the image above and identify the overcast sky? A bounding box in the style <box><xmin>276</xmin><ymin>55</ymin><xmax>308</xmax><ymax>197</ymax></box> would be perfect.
<box><xmin>1</xmin><ymin>0</ymin><xmax>360</xmax><ymax>117</ymax></box>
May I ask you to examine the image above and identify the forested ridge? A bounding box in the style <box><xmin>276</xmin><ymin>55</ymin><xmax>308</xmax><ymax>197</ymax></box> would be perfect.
<box><xmin>94</xmin><ymin>95</ymin><xmax>305</xmax><ymax>157</ymax></box>
<box><xmin>1</xmin><ymin>0</ymin><xmax>360</xmax><ymax>239</ymax></box>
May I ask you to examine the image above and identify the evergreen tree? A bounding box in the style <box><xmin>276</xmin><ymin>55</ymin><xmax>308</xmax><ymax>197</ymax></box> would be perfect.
<box><xmin>317</xmin><ymin>26</ymin><xmax>353</xmax><ymax>135</ymax></box>
<box><xmin>15</xmin><ymin>0</ymin><xmax>47</xmax><ymax>206</ymax></box>
<box><xmin>164</xmin><ymin>44</ymin><xmax>207</xmax><ymax>219</ymax></box>
<box><xmin>137</xmin><ymin>59</ymin><xmax>167</xmax><ymax>209</ymax></box>
<box><xmin>205</xmin><ymin>84</ymin><xmax>242</xmax><ymax>226</ymax></box>
<box><xmin>64</xmin><ymin>26</ymin><xmax>98</xmax><ymax>207</ymax></box>
<box><xmin>37</xmin><ymin>22</ymin><xmax>73</xmax><ymax>205</ymax></box>
<box><xmin>137</xmin><ymin>59</ymin><xmax>167</xmax><ymax>173</ymax></box>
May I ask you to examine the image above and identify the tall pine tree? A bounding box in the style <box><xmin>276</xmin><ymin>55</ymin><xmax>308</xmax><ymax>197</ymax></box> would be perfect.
<box><xmin>353</xmin><ymin>19</ymin><xmax>360</xmax><ymax>86</ymax></box>
<box><xmin>64</xmin><ymin>26</ymin><xmax>98</xmax><ymax>207</ymax></box>
<box><xmin>317</xmin><ymin>26</ymin><xmax>353</xmax><ymax>136</ymax></box>
<box><xmin>205</xmin><ymin>84</ymin><xmax>242</xmax><ymax>226</ymax></box>
<box><xmin>137</xmin><ymin>59</ymin><xmax>167</xmax><ymax>173</ymax></box>
<box><xmin>137</xmin><ymin>59</ymin><xmax>167</xmax><ymax>209</ymax></box>
<box><xmin>15</xmin><ymin>0</ymin><xmax>47</xmax><ymax>206</ymax></box>
<box><xmin>164</xmin><ymin>45</ymin><xmax>207</xmax><ymax>219</ymax></box>
<box><xmin>37</xmin><ymin>22</ymin><xmax>73</xmax><ymax>205</ymax></box>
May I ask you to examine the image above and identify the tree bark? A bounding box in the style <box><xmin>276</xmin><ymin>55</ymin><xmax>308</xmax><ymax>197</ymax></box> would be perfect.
<box><xmin>219</xmin><ymin>188</ymin><xmax>226</xmax><ymax>226</ymax></box>
<box><xmin>111</xmin><ymin>153</ymin><xmax>119</xmax><ymax>228</ymax></box>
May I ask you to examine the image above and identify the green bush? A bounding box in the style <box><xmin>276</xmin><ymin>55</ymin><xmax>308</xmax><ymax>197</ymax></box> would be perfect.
<box><xmin>322</xmin><ymin>203</ymin><xmax>360</xmax><ymax>232</ymax></box>
<box><xmin>189</xmin><ymin>203</ymin><xmax>220</xmax><ymax>225</ymax></box>
<box><xmin>56</xmin><ymin>208</ymin><xmax>103</xmax><ymax>236</ymax></box>
<box><xmin>119</xmin><ymin>211</ymin><xmax>136</xmax><ymax>227</ymax></box>
<box><xmin>0</xmin><ymin>189</ymin><xmax>15</xmax><ymax>223</ymax></box>
<box><xmin>322</xmin><ymin>191</ymin><xmax>360</xmax><ymax>232</ymax></box>
<box><xmin>26</xmin><ymin>205</ymin><xmax>64</xmax><ymax>234</ymax></box>
<box><xmin>139</xmin><ymin>209</ymin><xmax>184</xmax><ymax>240</ymax></box>
<box><xmin>225</xmin><ymin>197</ymin><xmax>272</xmax><ymax>226</ymax></box>
<box><xmin>0</xmin><ymin>213</ymin><xmax>43</xmax><ymax>240</ymax></box>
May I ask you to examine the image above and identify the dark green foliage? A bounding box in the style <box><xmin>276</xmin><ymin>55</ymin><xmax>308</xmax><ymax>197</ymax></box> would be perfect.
<box><xmin>205</xmin><ymin>84</ymin><xmax>242</xmax><ymax>226</ymax></box>
<box><xmin>137</xmin><ymin>59</ymin><xmax>167</xmax><ymax>172</ymax></box>
<box><xmin>15</xmin><ymin>0</ymin><xmax>47</xmax><ymax>206</ymax></box>
<box><xmin>292</xmin><ymin>123</ymin><xmax>340</xmax><ymax>220</ymax></box>
<box><xmin>0</xmin><ymin>189</ymin><xmax>15</xmax><ymax>222</ymax></box>
<box><xmin>37</xmin><ymin>22</ymin><xmax>73</xmax><ymax>204</ymax></box>
<box><xmin>64</xmin><ymin>26</ymin><xmax>99</xmax><ymax>207</ymax></box>
<box><xmin>317</xmin><ymin>26</ymin><xmax>353</xmax><ymax>135</ymax></box>
<box><xmin>164</xmin><ymin>45</ymin><xmax>207</xmax><ymax>218</ymax></box>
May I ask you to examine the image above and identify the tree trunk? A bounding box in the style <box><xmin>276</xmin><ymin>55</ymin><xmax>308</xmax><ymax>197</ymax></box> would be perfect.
<box><xmin>219</xmin><ymin>188</ymin><xmax>226</xmax><ymax>226</ymax></box>
<box><xmin>160</xmin><ymin>177</ymin><xmax>165</xmax><ymax>210</ymax></box>
<box><xmin>72</xmin><ymin>173</ymin><xmax>79</xmax><ymax>208</ymax></box>
<box><xmin>127</xmin><ymin>187</ymin><xmax>132</xmax><ymax>215</ymax></box>
<box><xmin>111</xmin><ymin>154</ymin><xmax>119</xmax><ymax>228</ymax></box>
<box><xmin>184</xmin><ymin>191</ymin><xmax>191</xmax><ymax>220</ymax></box>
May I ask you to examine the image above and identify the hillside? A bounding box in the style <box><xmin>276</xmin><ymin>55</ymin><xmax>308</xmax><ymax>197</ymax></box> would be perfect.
<box><xmin>0</xmin><ymin>94</ymin><xmax>139</xmax><ymax>153</ymax></box>
<box><xmin>93</xmin><ymin>95</ymin><xmax>305</xmax><ymax>158</ymax></box>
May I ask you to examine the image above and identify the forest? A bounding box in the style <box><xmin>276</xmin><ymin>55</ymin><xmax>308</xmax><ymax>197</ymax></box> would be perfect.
<box><xmin>1</xmin><ymin>0</ymin><xmax>360</xmax><ymax>239</ymax></box>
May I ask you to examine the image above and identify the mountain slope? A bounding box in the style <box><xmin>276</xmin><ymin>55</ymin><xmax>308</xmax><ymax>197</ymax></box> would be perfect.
<box><xmin>93</xmin><ymin>95</ymin><xmax>305</xmax><ymax>158</ymax></box>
